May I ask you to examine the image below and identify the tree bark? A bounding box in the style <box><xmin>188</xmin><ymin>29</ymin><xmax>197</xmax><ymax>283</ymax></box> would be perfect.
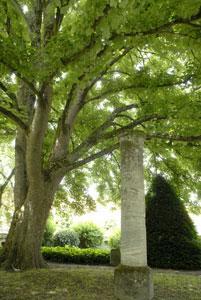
<box><xmin>0</xmin><ymin>2</ymin><xmax>62</xmax><ymax>270</ymax></box>
<box><xmin>1</xmin><ymin>186</ymin><xmax>53</xmax><ymax>270</ymax></box>
<box><xmin>0</xmin><ymin>83</ymin><xmax>54</xmax><ymax>270</ymax></box>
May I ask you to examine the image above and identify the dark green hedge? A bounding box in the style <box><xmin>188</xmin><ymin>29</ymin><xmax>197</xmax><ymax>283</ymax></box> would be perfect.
<box><xmin>42</xmin><ymin>246</ymin><xmax>110</xmax><ymax>265</ymax></box>
<box><xmin>146</xmin><ymin>175</ymin><xmax>201</xmax><ymax>270</ymax></box>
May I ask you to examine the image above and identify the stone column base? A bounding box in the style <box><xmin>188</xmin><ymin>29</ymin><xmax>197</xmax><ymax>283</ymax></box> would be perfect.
<box><xmin>114</xmin><ymin>265</ymin><xmax>154</xmax><ymax>300</ymax></box>
<box><xmin>110</xmin><ymin>248</ymin><xmax>121</xmax><ymax>266</ymax></box>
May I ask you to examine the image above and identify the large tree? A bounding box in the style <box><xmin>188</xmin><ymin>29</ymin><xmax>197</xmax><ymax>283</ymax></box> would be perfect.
<box><xmin>0</xmin><ymin>0</ymin><xmax>201</xmax><ymax>269</ymax></box>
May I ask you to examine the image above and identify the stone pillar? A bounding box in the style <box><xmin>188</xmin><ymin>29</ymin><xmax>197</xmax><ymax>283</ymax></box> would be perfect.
<box><xmin>114</xmin><ymin>131</ymin><xmax>153</xmax><ymax>300</ymax></box>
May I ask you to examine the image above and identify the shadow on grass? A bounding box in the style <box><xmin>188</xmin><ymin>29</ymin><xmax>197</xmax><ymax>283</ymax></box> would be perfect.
<box><xmin>0</xmin><ymin>266</ymin><xmax>201</xmax><ymax>299</ymax></box>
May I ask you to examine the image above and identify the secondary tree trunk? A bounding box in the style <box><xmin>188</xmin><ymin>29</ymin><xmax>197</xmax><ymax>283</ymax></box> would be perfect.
<box><xmin>1</xmin><ymin>180</ymin><xmax>54</xmax><ymax>270</ymax></box>
<box><xmin>1</xmin><ymin>3</ymin><xmax>64</xmax><ymax>270</ymax></box>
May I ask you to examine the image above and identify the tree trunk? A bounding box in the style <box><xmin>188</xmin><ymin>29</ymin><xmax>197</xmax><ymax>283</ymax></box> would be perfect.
<box><xmin>1</xmin><ymin>182</ymin><xmax>54</xmax><ymax>270</ymax></box>
<box><xmin>0</xmin><ymin>82</ymin><xmax>54</xmax><ymax>270</ymax></box>
<box><xmin>0</xmin><ymin>3</ymin><xmax>61</xmax><ymax>270</ymax></box>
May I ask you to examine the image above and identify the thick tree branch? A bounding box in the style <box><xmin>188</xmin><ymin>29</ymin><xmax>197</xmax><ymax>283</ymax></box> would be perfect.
<box><xmin>0</xmin><ymin>103</ymin><xmax>28</xmax><ymax>131</ymax></box>
<box><xmin>146</xmin><ymin>133</ymin><xmax>201</xmax><ymax>142</ymax></box>
<box><xmin>48</xmin><ymin>104</ymin><xmax>138</xmax><ymax>176</ymax></box>
<box><xmin>51</xmin><ymin>85</ymin><xmax>85</xmax><ymax>161</ymax></box>
<box><xmin>83</xmin><ymin>47</ymin><xmax>132</xmax><ymax>101</ymax></box>
<box><xmin>61</xmin><ymin>4</ymin><xmax>112</xmax><ymax>66</ymax></box>
<box><xmin>0</xmin><ymin>81</ymin><xmax>18</xmax><ymax>106</ymax></box>
<box><xmin>43</xmin><ymin>1</ymin><xmax>67</xmax><ymax>43</ymax></box>
<box><xmin>69</xmin><ymin>130</ymin><xmax>201</xmax><ymax>172</ymax></box>
<box><xmin>88</xmin><ymin>78</ymin><xmax>191</xmax><ymax>102</ymax></box>
<box><xmin>66</xmin><ymin>143</ymin><xmax>119</xmax><ymax>172</ymax></box>
<box><xmin>124</xmin><ymin>6</ymin><xmax>201</xmax><ymax>38</ymax></box>
<box><xmin>10</xmin><ymin>0</ymin><xmax>31</xmax><ymax>33</ymax></box>
<box><xmin>50</xmin><ymin>126</ymin><xmax>201</xmax><ymax>179</ymax></box>
<box><xmin>101</xmin><ymin>115</ymin><xmax>166</xmax><ymax>141</ymax></box>
<box><xmin>69</xmin><ymin>104</ymin><xmax>139</xmax><ymax>163</ymax></box>
<box><xmin>51</xmin><ymin>48</ymin><xmax>132</xmax><ymax>161</ymax></box>
<box><xmin>0</xmin><ymin>59</ymin><xmax>41</xmax><ymax>99</ymax></box>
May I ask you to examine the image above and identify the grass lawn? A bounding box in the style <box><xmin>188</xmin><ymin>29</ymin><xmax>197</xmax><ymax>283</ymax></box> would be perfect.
<box><xmin>0</xmin><ymin>266</ymin><xmax>201</xmax><ymax>299</ymax></box>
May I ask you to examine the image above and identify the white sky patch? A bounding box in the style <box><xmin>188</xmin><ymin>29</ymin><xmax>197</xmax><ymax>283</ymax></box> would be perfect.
<box><xmin>11</xmin><ymin>74</ymin><xmax>16</xmax><ymax>83</ymax></box>
<box><xmin>72</xmin><ymin>203</ymin><xmax>121</xmax><ymax>238</ymax></box>
<box><xmin>11</xmin><ymin>139</ymin><xmax>15</xmax><ymax>147</ymax></box>
<box><xmin>135</xmin><ymin>61</ymin><xmax>144</xmax><ymax>71</ymax></box>
<box><xmin>135</xmin><ymin>51</ymin><xmax>152</xmax><ymax>71</ymax></box>
<box><xmin>97</xmin><ymin>102</ymin><xmax>114</xmax><ymax>112</ymax></box>
<box><xmin>87</xmin><ymin>184</ymin><xmax>98</xmax><ymax>200</ymax></box>
<box><xmin>170</xmin><ymin>152</ymin><xmax>176</xmax><ymax>158</ymax></box>
<box><xmin>55</xmin><ymin>72</ymin><xmax>68</xmax><ymax>83</ymax></box>
<box><xmin>55</xmin><ymin>77</ymin><xmax>60</xmax><ymax>83</ymax></box>
<box><xmin>107</xmin><ymin>106</ymin><xmax>114</xmax><ymax>112</ymax></box>
<box><xmin>61</xmin><ymin>72</ymin><xmax>67</xmax><ymax>79</ymax></box>
<box><xmin>167</xmin><ymin>67</ymin><xmax>175</xmax><ymax>75</ymax></box>
<box><xmin>95</xmin><ymin>81</ymin><xmax>102</xmax><ymax>89</ymax></box>
<box><xmin>190</xmin><ymin>214</ymin><xmax>201</xmax><ymax>235</ymax></box>
<box><xmin>72</xmin><ymin>202</ymin><xmax>201</xmax><ymax>236</ymax></box>
<box><xmin>113</xmin><ymin>72</ymin><xmax>121</xmax><ymax>79</ymax></box>
<box><xmin>97</xmin><ymin>99</ymin><xmax>108</xmax><ymax>110</ymax></box>
<box><xmin>73</xmin><ymin>186</ymin><xmax>201</xmax><ymax>236</ymax></box>
<box><xmin>22</xmin><ymin>5</ymin><xmax>29</xmax><ymax>13</ymax></box>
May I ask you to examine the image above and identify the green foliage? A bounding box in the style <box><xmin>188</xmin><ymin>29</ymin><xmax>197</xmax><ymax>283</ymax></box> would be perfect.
<box><xmin>42</xmin><ymin>246</ymin><xmax>110</xmax><ymax>265</ymax></box>
<box><xmin>146</xmin><ymin>175</ymin><xmax>201</xmax><ymax>270</ymax></box>
<box><xmin>1</xmin><ymin>0</ymin><xmax>201</xmax><ymax>273</ymax></box>
<box><xmin>53</xmin><ymin>229</ymin><xmax>79</xmax><ymax>247</ymax></box>
<box><xmin>108</xmin><ymin>229</ymin><xmax>121</xmax><ymax>249</ymax></box>
<box><xmin>73</xmin><ymin>222</ymin><xmax>104</xmax><ymax>249</ymax></box>
<box><xmin>1</xmin><ymin>0</ymin><xmax>201</xmax><ymax>235</ymax></box>
<box><xmin>42</xmin><ymin>216</ymin><xmax>56</xmax><ymax>246</ymax></box>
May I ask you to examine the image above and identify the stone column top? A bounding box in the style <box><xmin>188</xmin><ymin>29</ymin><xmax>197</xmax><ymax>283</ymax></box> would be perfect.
<box><xmin>119</xmin><ymin>130</ymin><xmax>145</xmax><ymax>145</ymax></box>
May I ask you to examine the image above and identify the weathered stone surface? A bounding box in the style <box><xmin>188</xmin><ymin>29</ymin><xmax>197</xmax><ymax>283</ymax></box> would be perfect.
<box><xmin>114</xmin><ymin>265</ymin><xmax>154</xmax><ymax>300</ymax></box>
<box><xmin>110</xmin><ymin>248</ymin><xmax>121</xmax><ymax>266</ymax></box>
<box><xmin>120</xmin><ymin>132</ymin><xmax>147</xmax><ymax>267</ymax></box>
<box><xmin>115</xmin><ymin>132</ymin><xmax>154</xmax><ymax>299</ymax></box>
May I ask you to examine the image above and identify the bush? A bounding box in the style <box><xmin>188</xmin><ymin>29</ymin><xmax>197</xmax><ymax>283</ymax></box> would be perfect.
<box><xmin>146</xmin><ymin>175</ymin><xmax>201</xmax><ymax>270</ymax></box>
<box><xmin>53</xmin><ymin>229</ymin><xmax>79</xmax><ymax>247</ymax></box>
<box><xmin>42</xmin><ymin>216</ymin><xmax>56</xmax><ymax>246</ymax></box>
<box><xmin>73</xmin><ymin>222</ymin><xmax>104</xmax><ymax>248</ymax></box>
<box><xmin>108</xmin><ymin>230</ymin><xmax>121</xmax><ymax>249</ymax></box>
<box><xmin>42</xmin><ymin>246</ymin><xmax>110</xmax><ymax>265</ymax></box>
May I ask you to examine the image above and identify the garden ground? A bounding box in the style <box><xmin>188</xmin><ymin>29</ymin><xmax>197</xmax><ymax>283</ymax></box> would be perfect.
<box><xmin>0</xmin><ymin>265</ymin><xmax>201</xmax><ymax>300</ymax></box>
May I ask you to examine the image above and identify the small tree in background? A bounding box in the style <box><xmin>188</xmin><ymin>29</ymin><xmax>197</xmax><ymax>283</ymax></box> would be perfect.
<box><xmin>53</xmin><ymin>229</ymin><xmax>80</xmax><ymax>247</ymax></box>
<box><xmin>146</xmin><ymin>175</ymin><xmax>201</xmax><ymax>270</ymax></box>
<box><xmin>73</xmin><ymin>222</ymin><xmax>103</xmax><ymax>249</ymax></box>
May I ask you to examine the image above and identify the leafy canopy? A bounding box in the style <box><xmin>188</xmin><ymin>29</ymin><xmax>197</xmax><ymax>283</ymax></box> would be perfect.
<box><xmin>0</xmin><ymin>1</ymin><xmax>201</xmax><ymax>210</ymax></box>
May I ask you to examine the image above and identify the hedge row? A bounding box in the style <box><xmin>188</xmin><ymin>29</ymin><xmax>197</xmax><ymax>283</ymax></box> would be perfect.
<box><xmin>42</xmin><ymin>246</ymin><xmax>110</xmax><ymax>265</ymax></box>
<box><xmin>146</xmin><ymin>175</ymin><xmax>201</xmax><ymax>271</ymax></box>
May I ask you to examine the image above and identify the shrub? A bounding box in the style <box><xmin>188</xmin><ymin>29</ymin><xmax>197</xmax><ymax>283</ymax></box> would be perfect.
<box><xmin>73</xmin><ymin>222</ymin><xmax>104</xmax><ymax>248</ymax></box>
<box><xmin>42</xmin><ymin>246</ymin><xmax>110</xmax><ymax>265</ymax></box>
<box><xmin>53</xmin><ymin>229</ymin><xmax>79</xmax><ymax>247</ymax></box>
<box><xmin>42</xmin><ymin>216</ymin><xmax>56</xmax><ymax>246</ymax></box>
<box><xmin>108</xmin><ymin>230</ymin><xmax>121</xmax><ymax>249</ymax></box>
<box><xmin>146</xmin><ymin>175</ymin><xmax>201</xmax><ymax>270</ymax></box>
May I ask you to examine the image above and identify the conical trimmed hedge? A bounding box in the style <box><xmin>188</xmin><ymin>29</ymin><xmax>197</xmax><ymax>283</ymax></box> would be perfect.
<box><xmin>146</xmin><ymin>175</ymin><xmax>201</xmax><ymax>270</ymax></box>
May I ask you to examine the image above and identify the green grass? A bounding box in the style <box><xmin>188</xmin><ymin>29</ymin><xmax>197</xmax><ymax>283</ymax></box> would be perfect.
<box><xmin>0</xmin><ymin>266</ymin><xmax>201</xmax><ymax>299</ymax></box>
